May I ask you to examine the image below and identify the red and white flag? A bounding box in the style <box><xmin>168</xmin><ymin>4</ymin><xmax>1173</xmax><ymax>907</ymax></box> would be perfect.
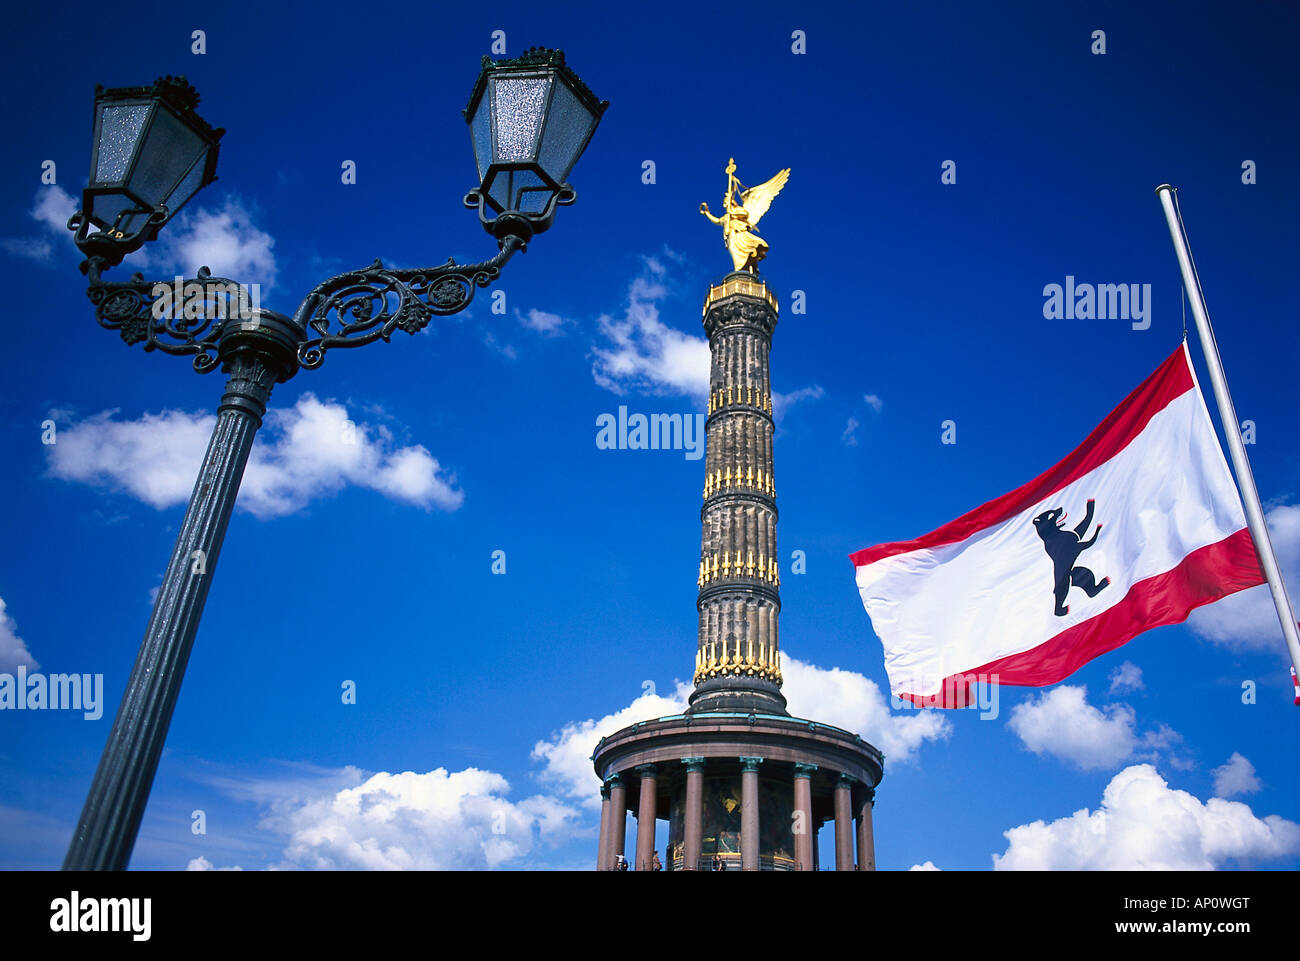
<box><xmin>851</xmin><ymin>344</ymin><xmax>1265</xmax><ymax>707</ymax></box>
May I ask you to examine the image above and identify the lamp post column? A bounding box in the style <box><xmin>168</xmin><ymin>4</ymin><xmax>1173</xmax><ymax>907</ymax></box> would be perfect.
<box><xmin>63</xmin><ymin>312</ymin><xmax>302</xmax><ymax>871</ymax></box>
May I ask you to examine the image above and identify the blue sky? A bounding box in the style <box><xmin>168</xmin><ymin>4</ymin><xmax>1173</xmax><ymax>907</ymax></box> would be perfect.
<box><xmin>1</xmin><ymin>0</ymin><xmax>1297</xmax><ymax>870</ymax></box>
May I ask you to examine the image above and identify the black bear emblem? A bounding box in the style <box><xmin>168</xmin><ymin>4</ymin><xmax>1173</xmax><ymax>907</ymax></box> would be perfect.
<box><xmin>1032</xmin><ymin>499</ymin><xmax>1111</xmax><ymax>616</ymax></box>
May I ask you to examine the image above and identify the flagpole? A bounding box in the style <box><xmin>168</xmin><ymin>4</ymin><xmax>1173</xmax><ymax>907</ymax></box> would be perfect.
<box><xmin>1156</xmin><ymin>184</ymin><xmax>1300</xmax><ymax>682</ymax></box>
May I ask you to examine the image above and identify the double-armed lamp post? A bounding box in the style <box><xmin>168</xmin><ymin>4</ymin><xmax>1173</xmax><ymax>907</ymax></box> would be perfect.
<box><xmin>61</xmin><ymin>49</ymin><xmax>606</xmax><ymax>871</ymax></box>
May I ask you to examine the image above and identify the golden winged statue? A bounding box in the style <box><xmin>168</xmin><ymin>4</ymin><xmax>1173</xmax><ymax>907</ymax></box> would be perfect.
<box><xmin>699</xmin><ymin>158</ymin><xmax>790</xmax><ymax>273</ymax></box>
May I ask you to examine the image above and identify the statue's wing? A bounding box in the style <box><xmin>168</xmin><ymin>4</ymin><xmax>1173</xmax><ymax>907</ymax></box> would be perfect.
<box><xmin>740</xmin><ymin>168</ymin><xmax>790</xmax><ymax>226</ymax></box>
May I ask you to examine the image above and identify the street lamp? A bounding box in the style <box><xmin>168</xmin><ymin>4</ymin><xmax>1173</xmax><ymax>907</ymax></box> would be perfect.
<box><xmin>61</xmin><ymin>49</ymin><xmax>606</xmax><ymax>871</ymax></box>
<box><xmin>463</xmin><ymin>47</ymin><xmax>605</xmax><ymax>239</ymax></box>
<box><xmin>68</xmin><ymin>76</ymin><xmax>223</xmax><ymax>267</ymax></box>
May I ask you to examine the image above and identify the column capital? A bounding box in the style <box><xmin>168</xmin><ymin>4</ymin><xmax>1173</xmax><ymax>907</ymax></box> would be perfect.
<box><xmin>600</xmin><ymin>782</ymin><xmax>612</xmax><ymax>800</ymax></box>
<box><xmin>836</xmin><ymin>772</ymin><xmax>856</xmax><ymax>788</ymax></box>
<box><xmin>607</xmin><ymin>773</ymin><xmax>624</xmax><ymax>788</ymax></box>
<box><xmin>634</xmin><ymin>763</ymin><xmax>658</xmax><ymax>778</ymax></box>
<box><xmin>792</xmin><ymin>762</ymin><xmax>818</xmax><ymax>779</ymax></box>
<box><xmin>681</xmin><ymin>756</ymin><xmax>707</xmax><ymax>772</ymax></box>
<box><xmin>739</xmin><ymin>756</ymin><xmax>764</xmax><ymax>772</ymax></box>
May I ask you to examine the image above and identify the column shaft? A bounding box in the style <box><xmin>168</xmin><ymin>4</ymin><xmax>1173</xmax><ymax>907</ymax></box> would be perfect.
<box><xmin>793</xmin><ymin>767</ymin><xmax>814</xmax><ymax>871</ymax></box>
<box><xmin>609</xmin><ymin>780</ymin><xmax>627</xmax><ymax>869</ymax></box>
<box><xmin>856</xmin><ymin>794</ymin><xmax>876</xmax><ymax>872</ymax></box>
<box><xmin>740</xmin><ymin>758</ymin><xmax>762</xmax><ymax>870</ymax></box>
<box><xmin>597</xmin><ymin>786</ymin><xmax>611</xmax><ymax>871</ymax></box>
<box><xmin>834</xmin><ymin>777</ymin><xmax>855</xmax><ymax>870</ymax></box>
<box><xmin>635</xmin><ymin>766</ymin><xmax>657</xmax><ymax>870</ymax></box>
<box><xmin>683</xmin><ymin>761</ymin><xmax>704</xmax><ymax>870</ymax></box>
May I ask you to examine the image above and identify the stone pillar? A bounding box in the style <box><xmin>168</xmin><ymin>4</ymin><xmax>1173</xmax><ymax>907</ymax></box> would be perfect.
<box><xmin>688</xmin><ymin>277</ymin><xmax>786</xmax><ymax>717</ymax></box>
<box><xmin>793</xmin><ymin>762</ymin><xmax>816</xmax><ymax>872</ymax></box>
<box><xmin>682</xmin><ymin>757</ymin><xmax>705</xmax><ymax>871</ymax></box>
<box><xmin>834</xmin><ymin>773</ymin><xmax>855</xmax><ymax>871</ymax></box>
<box><xmin>608</xmin><ymin>774</ymin><xmax>627</xmax><ymax>870</ymax></box>
<box><xmin>597</xmin><ymin>781</ymin><xmax>611</xmax><ymax>871</ymax></box>
<box><xmin>635</xmin><ymin>764</ymin><xmax>658</xmax><ymax>871</ymax></box>
<box><xmin>740</xmin><ymin>756</ymin><xmax>763</xmax><ymax>871</ymax></box>
<box><xmin>856</xmin><ymin>787</ymin><xmax>876</xmax><ymax>872</ymax></box>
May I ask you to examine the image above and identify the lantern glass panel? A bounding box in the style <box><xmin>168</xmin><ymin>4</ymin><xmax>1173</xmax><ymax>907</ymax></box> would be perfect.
<box><xmin>164</xmin><ymin>154</ymin><xmax>209</xmax><ymax>213</ymax></box>
<box><xmin>512</xmin><ymin>169</ymin><xmax>550</xmax><ymax>213</ymax></box>
<box><xmin>487</xmin><ymin>168</ymin><xmax>550</xmax><ymax>213</ymax></box>
<box><xmin>128</xmin><ymin>106</ymin><xmax>206</xmax><ymax>209</ymax></box>
<box><xmin>88</xmin><ymin>193</ymin><xmax>136</xmax><ymax>231</ymax></box>
<box><xmin>94</xmin><ymin>103</ymin><xmax>151</xmax><ymax>184</ymax></box>
<box><xmin>470</xmin><ymin>95</ymin><xmax>493</xmax><ymax>181</ymax></box>
<box><xmin>536</xmin><ymin>80</ymin><xmax>596</xmax><ymax>183</ymax></box>
<box><xmin>491</xmin><ymin>75</ymin><xmax>549</xmax><ymax>162</ymax></box>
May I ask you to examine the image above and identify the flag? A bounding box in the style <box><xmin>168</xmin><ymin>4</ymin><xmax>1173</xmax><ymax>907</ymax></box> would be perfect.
<box><xmin>850</xmin><ymin>344</ymin><xmax>1265</xmax><ymax>707</ymax></box>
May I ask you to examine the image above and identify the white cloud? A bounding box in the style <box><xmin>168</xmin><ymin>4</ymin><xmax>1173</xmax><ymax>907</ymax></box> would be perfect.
<box><xmin>909</xmin><ymin>860</ymin><xmax>940</xmax><ymax>870</ymax></box>
<box><xmin>994</xmin><ymin>764</ymin><xmax>1300</xmax><ymax>869</ymax></box>
<box><xmin>772</xmin><ymin>385</ymin><xmax>825</xmax><ymax>423</ymax></box>
<box><xmin>780</xmin><ymin>654</ymin><xmax>951</xmax><ymax>762</ymax></box>
<box><xmin>590</xmin><ymin>275</ymin><xmax>710</xmax><ymax>398</ymax></box>
<box><xmin>1187</xmin><ymin>503</ymin><xmax>1299</xmax><ymax>651</ymax></box>
<box><xmin>46</xmin><ymin>394</ymin><xmax>463</xmax><ymax>518</ymax></box>
<box><xmin>588</xmin><ymin>262</ymin><xmax>823</xmax><ymax>419</ymax></box>
<box><xmin>0</xmin><ymin>597</ymin><xmax>38</xmax><ymax>672</ymax></box>
<box><xmin>1007</xmin><ymin>685</ymin><xmax>1139</xmax><ymax>770</ymax></box>
<box><xmin>1108</xmin><ymin>661</ymin><xmax>1144</xmax><ymax>695</ymax></box>
<box><xmin>281</xmin><ymin>768</ymin><xmax>580</xmax><ymax>870</ymax></box>
<box><xmin>0</xmin><ymin>237</ymin><xmax>54</xmax><ymax>261</ymax></box>
<box><xmin>206</xmin><ymin>764</ymin><xmax>581</xmax><ymax>870</ymax></box>
<box><xmin>186</xmin><ymin>856</ymin><xmax>243</xmax><ymax>871</ymax></box>
<box><xmin>517</xmin><ymin>308</ymin><xmax>568</xmax><ymax>336</ymax></box>
<box><xmin>33</xmin><ymin>185</ymin><xmax>78</xmax><ymax>234</ymax></box>
<box><xmin>1211</xmin><ymin>753</ymin><xmax>1261</xmax><ymax>798</ymax></box>
<box><xmin>531</xmin><ymin>683</ymin><xmax>693</xmax><ymax>809</ymax></box>
<box><xmin>0</xmin><ymin>189</ymin><xmax>277</xmax><ymax>296</ymax></box>
<box><xmin>863</xmin><ymin>393</ymin><xmax>884</xmax><ymax>413</ymax></box>
<box><xmin>0</xmin><ymin>186</ymin><xmax>77</xmax><ymax>263</ymax></box>
<box><xmin>481</xmin><ymin>328</ymin><xmax>518</xmax><ymax>360</ymax></box>
<box><xmin>161</xmin><ymin>197</ymin><xmax>277</xmax><ymax>289</ymax></box>
<box><xmin>48</xmin><ymin>408</ymin><xmax>213</xmax><ymax>511</ymax></box>
<box><xmin>841</xmin><ymin>417</ymin><xmax>859</xmax><ymax>447</ymax></box>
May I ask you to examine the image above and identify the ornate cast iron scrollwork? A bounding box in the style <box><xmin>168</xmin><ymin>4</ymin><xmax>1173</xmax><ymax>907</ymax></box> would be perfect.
<box><xmin>290</xmin><ymin>234</ymin><xmax>524</xmax><ymax>370</ymax></box>
<box><xmin>82</xmin><ymin>258</ymin><xmax>242</xmax><ymax>373</ymax></box>
<box><xmin>74</xmin><ymin>233</ymin><xmax>525</xmax><ymax>375</ymax></box>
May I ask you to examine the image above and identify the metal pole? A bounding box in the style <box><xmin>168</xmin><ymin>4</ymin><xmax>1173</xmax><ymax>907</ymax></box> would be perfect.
<box><xmin>63</xmin><ymin>312</ymin><xmax>301</xmax><ymax>870</ymax></box>
<box><xmin>1155</xmin><ymin>184</ymin><xmax>1300</xmax><ymax>680</ymax></box>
